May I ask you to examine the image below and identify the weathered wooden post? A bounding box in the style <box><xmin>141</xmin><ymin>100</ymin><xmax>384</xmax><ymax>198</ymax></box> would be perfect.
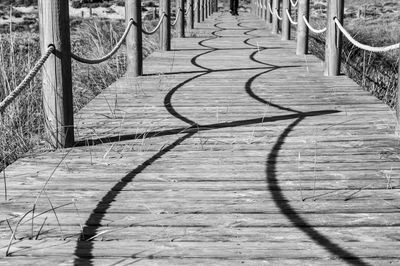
<box><xmin>266</xmin><ymin>0</ymin><xmax>272</xmax><ymax>23</ymax></box>
<box><xmin>261</xmin><ymin>0</ymin><xmax>266</xmax><ymax>20</ymax></box>
<box><xmin>205</xmin><ymin>0</ymin><xmax>208</xmax><ymax>18</ymax></box>
<box><xmin>126</xmin><ymin>0</ymin><xmax>142</xmax><ymax>76</ymax></box>
<box><xmin>296</xmin><ymin>0</ymin><xmax>309</xmax><ymax>55</ymax></box>
<box><xmin>197</xmin><ymin>0</ymin><xmax>201</xmax><ymax>22</ymax></box>
<box><xmin>177</xmin><ymin>0</ymin><xmax>185</xmax><ymax>37</ymax></box>
<box><xmin>201</xmin><ymin>0</ymin><xmax>205</xmax><ymax>21</ymax></box>
<box><xmin>214</xmin><ymin>0</ymin><xmax>218</xmax><ymax>12</ymax></box>
<box><xmin>188</xmin><ymin>0</ymin><xmax>194</xmax><ymax>30</ymax></box>
<box><xmin>39</xmin><ymin>0</ymin><xmax>74</xmax><ymax>148</ymax></box>
<box><xmin>324</xmin><ymin>0</ymin><xmax>344</xmax><ymax>76</ymax></box>
<box><xmin>397</xmin><ymin>58</ymin><xmax>400</xmax><ymax>129</ymax></box>
<box><xmin>160</xmin><ymin>0</ymin><xmax>171</xmax><ymax>51</ymax></box>
<box><xmin>282</xmin><ymin>0</ymin><xmax>290</xmax><ymax>40</ymax></box>
<box><xmin>271</xmin><ymin>0</ymin><xmax>278</xmax><ymax>34</ymax></box>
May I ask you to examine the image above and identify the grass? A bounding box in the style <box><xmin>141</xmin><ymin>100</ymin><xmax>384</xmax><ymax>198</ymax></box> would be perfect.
<box><xmin>306</xmin><ymin>0</ymin><xmax>399</xmax><ymax>108</ymax></box>
<box><xmin>0</xmin><ymin>17</ymin><xmax>160</xmax><ymax>173</ymax></box>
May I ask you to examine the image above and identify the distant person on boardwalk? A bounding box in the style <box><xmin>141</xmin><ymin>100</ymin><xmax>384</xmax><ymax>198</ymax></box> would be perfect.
<box><xmin>230</xmin><ymin>0</ymin><xmax>239</xmax><ymax>15</ymax></box>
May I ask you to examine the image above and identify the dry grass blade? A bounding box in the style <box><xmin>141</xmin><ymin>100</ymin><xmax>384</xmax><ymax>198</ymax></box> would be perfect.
<box><xmin>44</xmin><ymin>191</ymin><xmax>64</xmax><ymax>240</ymax></box>
<box><xmin>35</xmin><ymin>217</ymin><xmax>47</xmax><ymax>240</ymax></box>
<box><xmin>73</xmin><ymin>201</ymin><xmax>84</xmax><ymax>236</ymax></box>
<box><xmin>2</xmin><ymin>166</ymin><xmax>6</xmax><ymax>201</ymax></box>
<box><xmin>344</xmin><ymin>183</ymin><xmax>374</xmax><ymax>201</ymax></box>
<box><xmin>6</xmin><ymin>209</ymin><xmax>33</xmax><ymax>256</ymax></box>
<box><xmin>5</xmin><ymin>218</ymin><xmax>16</xmax><ymax>240</ymax></box>
<box><xmin>31</xmin><ymin>149</ymin><xmax>72</xmax><ymax>237</ymax></box>
<box><xmin>22</xmin><ymin>202</ymin><xmax>73</xmax><ymax>225</ymax></box>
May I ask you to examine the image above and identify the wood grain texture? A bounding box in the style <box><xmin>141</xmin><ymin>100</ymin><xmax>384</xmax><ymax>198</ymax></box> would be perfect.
<box><xmin>1</xmin><ymin>11</ymin><xmax>399</xmax><ymax>265</ymax></box>
<box><xmin>38</xmin><ymin>0</ymin><xmax>74</xmax><ymax>147</ymax></box>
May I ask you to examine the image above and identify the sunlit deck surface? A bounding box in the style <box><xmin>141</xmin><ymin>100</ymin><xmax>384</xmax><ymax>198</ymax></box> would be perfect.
<box><xmin>1</xmin><ymin>11</ymin><xmax>400</xmax><ymax>265</ymax></box>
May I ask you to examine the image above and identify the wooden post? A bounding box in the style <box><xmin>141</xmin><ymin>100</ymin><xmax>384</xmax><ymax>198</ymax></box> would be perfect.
<box><xmin>153</xmin><ymin>7</ymin><xmax>157</xmax><ymax>19</ymax></box>
<box><xmin>214</xmin><ymin>0</ymin><xmax>218</xmax><ymax>12</ymax></box>
<box><xmin>281</xmin><ymin>0</ymin><xmax>290</xmax><ymax>40</ymax></box>
<box><xmin>209</xmin><ymin>0</ymin><xmax>212</xmax><ymax>15</ymax></box>
<box><xmin>126</xmin><ymin>0</ymin><xmax>142</xmax><ymax>76</ymax></box>
<box><xmin>271</xmin><ymin>0</ymin><xmax>278</xmax><ymax>34</ymax></box>
<box><xmin>296</xmin><ymin>0</ymin><xmax>309</xmax><ymax>55</ymax></box>
<box><xmin>201</xmin><ymin>0</ymin><xmax>205</xmax><ymax>21</ymax></box>
<box><xmin>261</xmin><ymin>0</ymin><xmax>265</xmax><ymax>20</ymax></box>
<box><xmin>197</xmin><ymin>0</ymin><xmax>201</xmax><ymax>22</ymax></box>
<box><xmin>188</xmin><ymin>0</ymin><xmax>194</xmax><ymax>30</ymax></box>
<box><xmin>177</xmin><ymin>0</ymin><xmax>185</xmax><ymax>37</ymax></box>
<box><xmin>38</xmin><ymin>0</ymin><xmax>74</xmax><ymax>148</ymax></box>
<box><xmin>205</xmin><ymin>0</ymin><xmax>208</xmax><ymax>19</ymax></box>
<box><xmin>266</xmin><ymin>0</ymin><xmax>272</xmax><ymax>23</ymax></box>
<box><xmin>160</xmin><ymin>0</ymin><xmax>171</xmax><ymax>51</ymax></box>
<box><xmin>324</xmin><ymin>0</ymin><xmax>344</xmax><ymax>76</ymax></box>
<box><xmin>397</xmin><ymin>58</ymin><xmax>400</xmax><ymax>128</ymax></box>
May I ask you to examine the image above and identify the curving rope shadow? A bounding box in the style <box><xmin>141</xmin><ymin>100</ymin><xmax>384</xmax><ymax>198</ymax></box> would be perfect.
<box><xmin>237</xmin><ymin>17</ymin><xmax>370</xmax><ymax>265</ymax></box>
<box><xmin>72</xmin><ymin>12</ymin><xmax>358</xmax><ymax>265</ymax></box>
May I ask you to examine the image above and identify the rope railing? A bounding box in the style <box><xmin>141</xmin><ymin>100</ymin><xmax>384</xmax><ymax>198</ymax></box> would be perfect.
<box><xmin>290</xmin><ymin>0</ymin><xmax>298</xmax><ymax>7</ymax></box>
<box><xmin>262</xmin><ymin>2</ymin><xmax>267</xmax><ymax>10</ymax></box>
<box><xmin>142</xmin><ymin>13</ymin><xmax>166</xmax><ymax>35</ymax></box>
<box><xmin>0</xmin><ymin>0</ymin><xmax>215</xmax><ymax>147</ymax></box>
<box><xmin>267</xmin><ymin>2</ymin><xmax>274</xmax><ymax>15</ymax></box>
<box><xmin>274</xmin><ymin>9</ymin><xmax>283</xmax><ymax>20</ymax></box>
<box><xmin>302</xmin><ymin>16</ymin><xmax>326</xmax><ymax>34</ymax></box>
<box><xmin>334</xmin><ymin>18</ymin><xmax>400</xmax><ymax>53</ymax></box>
<box><xmin>71</xmin><ymin>19</ymin><xmax>134</xmax><ymax>64</ymax></box>
<box><xmin>286</xmin><ymin>9</ymin><xmax>298</xmax><ymax>25</ymax></box>
<box><xmin>171</xmin><ymin>8</ymin><xmax>182</xmax><ymax>26</ymax></box>
<box><xmin>0</xmin><ymin>45</ymin><xmax>54</xmax><ymax>114</ymax></box>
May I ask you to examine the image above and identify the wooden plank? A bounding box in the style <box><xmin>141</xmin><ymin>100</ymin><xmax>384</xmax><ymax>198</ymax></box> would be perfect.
<box><xmin>1</xmin><ymin>11</ymin><xmax>399</xmax><ymax>265</ymax></box>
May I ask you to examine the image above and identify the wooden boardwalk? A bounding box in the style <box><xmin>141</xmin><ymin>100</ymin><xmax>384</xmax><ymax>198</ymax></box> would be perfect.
<box><xmin>2</xmin><ymin>12</ymin><xmax>400</xmax><ymax>265</ymax></box>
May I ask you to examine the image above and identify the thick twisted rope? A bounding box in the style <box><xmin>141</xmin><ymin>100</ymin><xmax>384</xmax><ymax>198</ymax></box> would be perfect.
<box><xmin>0</xmin><ymin>45</ymin><xmax>54</xmax><ymax>114</ymax></box>
<box><xmin>71</xmin><ymin>19</ymin><xmax>134</xmax><ymax>64</ymax></box>
<box><xmin>274</xmin><ymin>9</ymin><xmax>283</xmax><ymax>20</ymax></box>
<box><xmin>267</xmin><ymin>2</ymin><xmax>274</xmax><ymax>15</ymax></box>
<box><xmin>286</xmin><ymin>9</ymin><xmax>298</xmax><ymax>25</ymax></box>
<box><xmin>142</xmin><ymin>13</ymin><xmax>166</xmax><ymax>35</ymax></box>
<box><xmin>290</xmin><ymin>0</ymin><xmax>298</xmax><ymax>7</ymax></box>
<box><xmin>171</xmin><ymin>8</ymin><xmax>182</xmax><ymax>26</ymax></box>
<box><xmin>334</xmin><ymin>18</ymin><xmax>400</xmax><ymax>52</ymax></box>
<box><xmin>302</xmin><ymin>16</ymin><xmax>327</xmax><ymax>34</ymax></box>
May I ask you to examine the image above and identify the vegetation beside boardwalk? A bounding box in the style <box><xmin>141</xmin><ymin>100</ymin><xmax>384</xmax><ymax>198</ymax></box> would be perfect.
<box><xmin>0</xmin><ymin>15</ymin><xmax>160</xmax><ymax>173</ymax></box>
<box><xmin>307</xmin><ymin>0</ymin><xmax>399</xmax><ymax>108</ymax></box>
